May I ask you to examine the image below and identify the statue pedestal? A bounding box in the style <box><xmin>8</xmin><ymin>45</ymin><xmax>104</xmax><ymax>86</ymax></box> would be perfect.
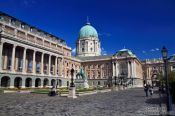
<box><xmin>68</xmin><ymin>87</ymin><xmax>77</xmax><ymax>99</ymax></box>
<box><xmin>112</xmin><ymin>86</ymin><xmax>119</xmax><ymax>91</ymax></box>
<box><xmin>75</xmin><ymin>79</ymin><xmax>89</xmax><ymax>89</ymax></box>
<box><xmin>119</xmin><ymin>86</ymin><xmax>123</xmax><ymax>90</ymax></box>
<box><xmin>84</xmin><ymin>80</ymin><xmax>89</xmax><ymax>89</ymax></box>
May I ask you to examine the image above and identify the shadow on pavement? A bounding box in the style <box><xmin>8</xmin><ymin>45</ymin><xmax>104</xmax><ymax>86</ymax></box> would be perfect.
<box><xmin>145</xmin><ymin>90</ymin><xmax>166</xmax><ymax>105</ymax></box>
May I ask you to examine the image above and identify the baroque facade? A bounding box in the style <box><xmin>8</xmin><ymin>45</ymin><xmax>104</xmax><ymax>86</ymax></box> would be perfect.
<box><xmin>0</xmin><ymin>12</ymin><xmax>174</xmax><ymax>88</ymax></box>
<box><xmin>142</xmin><ymin>57</ymin><xmax>175</xmax><ymax>86</ymax></box>
<box><xmin>0</xmin><ymin>12</ymin><xmax>80</xmax><ymax>88</ymax></box>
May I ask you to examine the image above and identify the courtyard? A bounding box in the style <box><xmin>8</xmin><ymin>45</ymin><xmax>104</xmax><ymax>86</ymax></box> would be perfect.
<box><xmin>0</xmin><ymin>88</ymin><xmax>173</xmax><ymax>116</ymax></box>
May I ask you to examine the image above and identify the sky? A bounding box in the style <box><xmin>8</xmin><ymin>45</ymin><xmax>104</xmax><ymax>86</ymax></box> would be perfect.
<box><xmin>0</xmin><ymin>0</ymin><xmax>175</xmax><ymax>60</ymax></box>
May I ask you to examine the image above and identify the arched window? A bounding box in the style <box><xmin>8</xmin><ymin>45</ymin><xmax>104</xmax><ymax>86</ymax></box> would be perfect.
<box><xmin>90</xmin><ymin>48</ymin><xmax>93</xmax><ymax>52</ymax></box>
<box><xmin>82</xmin><ymin>48</ymin><xmax>84</xmax><ymax>52</ymax></box>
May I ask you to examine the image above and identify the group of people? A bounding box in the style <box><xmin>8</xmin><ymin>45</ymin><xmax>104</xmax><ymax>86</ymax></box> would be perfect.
<box><xmin>144</xmin><ymin>83</ymin><xmax>154</xmax><ymax>97</ymax></box>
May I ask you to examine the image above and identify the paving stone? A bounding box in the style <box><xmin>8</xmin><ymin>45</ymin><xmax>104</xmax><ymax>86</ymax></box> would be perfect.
<box><xmin>0</xmin><ymin>88</ymin><xmax>174</xmax><ymax>116</ymax></box>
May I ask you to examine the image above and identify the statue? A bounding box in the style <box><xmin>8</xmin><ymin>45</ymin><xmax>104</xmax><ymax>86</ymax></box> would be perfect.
<box><xmin>75</xmin><ymin>67</ymin><xmax>89</xmax><ymax>88</ymax></box>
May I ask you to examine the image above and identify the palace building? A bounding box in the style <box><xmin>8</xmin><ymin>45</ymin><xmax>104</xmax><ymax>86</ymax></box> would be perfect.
<box><xmin>0</xmin><ymin>12</ymin><xmax>174</xmax><ymax>88</ymax></box>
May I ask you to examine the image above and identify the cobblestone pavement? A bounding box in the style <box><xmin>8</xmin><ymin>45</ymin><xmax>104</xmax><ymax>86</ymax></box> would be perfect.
<box><xmin>0</xmin><ymin>88</ymin><xmax>174</xmax><ymax>116</ymax></box>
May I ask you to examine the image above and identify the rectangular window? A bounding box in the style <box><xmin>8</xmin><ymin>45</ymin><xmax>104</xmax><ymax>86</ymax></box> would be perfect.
<box><xmin>173</xmin><ymin>65</ymin><xmax>175</xmax><ymax>69</ymax></box>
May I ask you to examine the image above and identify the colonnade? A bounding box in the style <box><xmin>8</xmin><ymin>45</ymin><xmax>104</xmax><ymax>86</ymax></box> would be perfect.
<box><xmin>0</xmin><ymin>42</ymin><xmax>63</xmax><ymax>76</ymax></box>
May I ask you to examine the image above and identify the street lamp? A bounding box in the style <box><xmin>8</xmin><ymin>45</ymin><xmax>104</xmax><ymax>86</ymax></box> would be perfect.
<box><xmin>114</xmin><ymin>76</ymin><xmax>117</xmax><ymax>87</ymax></box>
<box><xmin>0</xmin><ymin>30</ymin><xmax>2</xmax><ymax>44</ymax></box>
<box><xmin>161</xmin><ymin>46</ymin><xmax>172</xmax><ymax>112</ymax></box>
<box><xmin>120</xmin><ymin>72</ymin><xmax>124</xmax><ymax>85</ymax></box>
<box><xmin>70</xmin><ymin>68</ymin><xmax>75</xmax><ymax>87</ymax></box>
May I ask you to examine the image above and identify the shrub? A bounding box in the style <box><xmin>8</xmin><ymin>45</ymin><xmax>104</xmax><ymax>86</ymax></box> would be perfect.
<box><xmin>170</xmin><ymin>82</ymin><xmax>175</xmax><ymax>104</ymax></box>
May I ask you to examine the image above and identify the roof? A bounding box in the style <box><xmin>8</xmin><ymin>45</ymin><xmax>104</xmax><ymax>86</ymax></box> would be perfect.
<box><xmin>78</xmin><ymin>23</ymin><xmax>98</xmax><ymax>39</ymax></box>
<box><xmin>169</xmin><ymin>54</ymin><xmax>175</xmax><ymax>61</ymax></box>
<box><xmin>114</xmin><ymin>48</ymin><xmax>136</xmax><ymax>57</ymax></box>
<box><xmin>0</xmin><ymin>11</ymin><xmax>67</xmax><ymax>45</ymax></box>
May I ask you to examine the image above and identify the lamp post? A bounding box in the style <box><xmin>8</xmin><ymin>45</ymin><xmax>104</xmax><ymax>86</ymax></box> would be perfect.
<box><xmin>161</xmin><ymin>46</ymin><xmax>172</xmax><ymax>112</ymax></box>
<box><xmin>0</xmin><ymin>30</ymin><xmax>2</xmax><ymax>44</ymax></box>
<box><xmin>114</xmin><ymin>76</ymin><xmax>117</xmax><ymax>87</ymax></box>
<box><xmin>120</xmin><ymin>72</ymin><xmax>124</xmax><ymax>86</ymax></box>
<box><xmin>70</xmin><ymin>68</ymin><xmax>75</xmax><ymax>87</ymax></box>
<box><xmin>68</xmin><ymin>68</ymin><xmax>77</xmax><ymax>98</ymax></box>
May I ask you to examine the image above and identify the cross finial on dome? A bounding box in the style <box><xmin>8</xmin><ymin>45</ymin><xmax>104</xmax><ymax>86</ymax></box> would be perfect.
<box><xmin>86</xmin><ymin>16</ymin><xmax>90</xmax><ymax>25</ymax></box>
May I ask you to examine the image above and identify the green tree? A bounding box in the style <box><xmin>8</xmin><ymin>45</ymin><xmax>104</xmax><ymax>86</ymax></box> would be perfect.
<box><xmin>168</xmin><ymin>71</ymin><xmax>175</xmax><ymax>82</ymax></box>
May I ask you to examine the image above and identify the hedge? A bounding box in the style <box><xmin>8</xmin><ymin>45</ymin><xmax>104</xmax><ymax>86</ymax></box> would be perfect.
<box><xmin>170</xmin><ymin>82</ymin><xmax>175</xmax><ymax>104</ymax></box>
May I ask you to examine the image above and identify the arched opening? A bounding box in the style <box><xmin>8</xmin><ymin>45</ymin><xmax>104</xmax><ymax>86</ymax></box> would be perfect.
<box><xmin>98</xmin><ymin>81</ymin><xmax>101</xmax><ymax>85</ymax></box>
<box><xmin>51</xmin><ymin>79</ymin><xmax>56</xmax><ymax>87</ymax></box>
<box><xmin>58</xmin><ymin>79</ymin><xmax>62</xmax><ymax>87</ymax></box>
<box><xmin>25</xmin><ymin>78</ymin><xmax>32</xmax><ymax>87</ymax></box>
<box><xmin>35</xmin><ymin>78</ymin><xmax>41</xmax><ymax>87</ymax></box>
<box><xmin>67</xmin><ymin>81</ymin><xmax>69</xmax><ymax>87</ymax></box>
<box><xmin>43</xmin><ymin>78</ymin><xmax>49</xmax><ymax>87</ymax></box>
<box><xmin>14</xmin><ymin>77</ymin><xmax>22</xmax><ymax>88</ymax></box>
<box><xmin>1</xmin><ymin>76</ymin><xmax>10</xmax><ymax>87</ymax></box>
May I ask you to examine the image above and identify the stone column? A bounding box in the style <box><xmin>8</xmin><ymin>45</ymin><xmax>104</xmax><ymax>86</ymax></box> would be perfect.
<box><xmin>10</xmin><ymin>78</ymin><xmax>14</xmax><ymax>88</ymax></box>
<box><xmin>112</xmin><ymin>62</ymin><xmax>115</xmax><ymax>77</ymax></box>
<box><xmin>40</xmin><ymin>79</ymin><xmax>44</xmax><ymax>88</ymax></box>
<box><xmin>94</xmin><ymin>40</ymin><xmax>96</xmax><ymax>52</ymax></box>
<box><xmin>60</xmin><ymin>58</ymin><xmax>63</xmax><ymax>76</ymax></box>
<box><xmin>3</xmin><ymin>51</ymin><xmax>7</xmax><ymax>70</ymax></box>
<box><xmin>131</xmin><ymin>61</ymin><xmax>133</xmax><ymax>77</ymax></box>
<box><xmin>21</xmin><ymin>78</ymin><xmax>25</xmax><ymax>88</ymax></box>
<box><xmin>55</xmin><ymin>56</ymin><xmax>58</xmax><ymax>75</ymax></box>
<box><xmin>78</xmin><ymin>41</ymin><xmax>80</xmax><ymax>54</ymax></box>
<box><xmin>32</xmin><ymin>78</ymin><xmax>35</xmax><ymax>88</ymax></box>
<box><xmin>127</xmin><ymin>61</ymin><xmax>130</xmax><ymax>78</ymax></box>
<box><xmin>0</xmin><ymin>42</ymin><xmax>4</xmax><ymax>71</ymax></box>
<box><xmin>134</xmin><ymin>61</ymin><xmax>136</xmax><ymax>77</ymax></box>
<box><xmin>40</xmin><ymin>53</ymin><xmax>44</xmax><ymax>74</ymax></box>
<box><xmin>115</xmin><ymin>62</ymin><xmax>119</xmax><ymax>77</ymax></box>
<box><xmin>32</xmin><ymin>50</ymin><xmax>36</xmax><ymax>74</ymax></box>
<box><xmin>131</xmin><ymin>61</ymin><xmax>134</xmax><ymax>77</ymax></box>
<box><xmin>48</xmin><ymin>55</ymin><xmax>51</xmax><ymax>75</ymax></box>
<box><xmin>11</xmin><ymin>45</ymin><xmax>16</xmax><ymax>72</ymax></box>
<box><xmin>22</xmin><ymin>48</ymin><xmax>26</xmax><ymax>73</ymax></box>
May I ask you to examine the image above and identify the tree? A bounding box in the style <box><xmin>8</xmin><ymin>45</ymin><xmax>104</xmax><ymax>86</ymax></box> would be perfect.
<box><xmin>168</xmin><ymin>71</ymin><xmax>175</xmax><ymax>83</ymax></box>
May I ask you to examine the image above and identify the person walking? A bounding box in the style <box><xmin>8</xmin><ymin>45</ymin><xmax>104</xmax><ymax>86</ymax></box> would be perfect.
<box><xmin>144</xmin><ymin>84</ymin><xmax>149</xmax><ymax>97</ymax></box>
<box><xmin>149</xmin><ymin>86</ymin><xmax>153</xmax><ymax>96</ymax></box>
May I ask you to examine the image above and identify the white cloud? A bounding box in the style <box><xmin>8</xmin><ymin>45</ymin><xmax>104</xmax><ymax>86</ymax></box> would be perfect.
<box><xmin>142</xmin><ymin>51</ymin><xmax>146</xmax><ymax>54</ymax></box>
<box><xmin>150</xmin><ymin>49</ymin><xmax>155</xmax><ymax>52</ymax></box>
<box><xmin>101</xmin><ymin>47</ymin><xmax>107</xmax><ymax>55</ymax></box>
<box><xmin>142</xmin><ymin>48</ymin><xmax>160</xmax><ymax>54</ymax></box>
<box><xmin>155</xmin><ymin>48</ymin><xmax>159</xmax><ymax>51</ymax></box>
<box><xmin>71</xmin><ymin>48</ymin><xmax>76</xmax><ymax>56</ymax></box>
<box><xmin>21</xmin><ymin>0</ymin><xmax>37</xmax><ymax>6</ymax></box>
<box><xmin>99</xmin><ymin>32</ymin><xmax>112</xmax><ymax>37</ymax></box>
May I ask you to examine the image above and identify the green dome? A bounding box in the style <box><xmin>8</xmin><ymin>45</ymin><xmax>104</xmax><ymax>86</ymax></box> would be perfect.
<box><xmin>78</xmin><ymin>23</ymin><xmax>98</xmax><ymax>39</ymax></box>
<box><xmin>114</xmin><ymin>49</ymin><xmax>136</xmax><ymax>57</ymax></box>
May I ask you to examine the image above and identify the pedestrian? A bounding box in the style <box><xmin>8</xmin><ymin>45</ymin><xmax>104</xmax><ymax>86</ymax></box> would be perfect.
<box><xmin>49</xmin><ymin>86</ymin><xmax>56</xmax><ymax>96</ymax></box>
<box><xmin>144</xmin><ymin>84</ymin><xmax>149</xmax><ymax>97</ymax></box>
<box><xmin>149</xmin><ymin>86</ymin><xmax>153</xmax><ymax>96</ymax></box>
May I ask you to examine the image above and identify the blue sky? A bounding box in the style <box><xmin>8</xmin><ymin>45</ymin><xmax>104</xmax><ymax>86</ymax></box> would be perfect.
<box><xmin>0</xmin><ymin>0</ymin><xmax>175</xmax><ymax>60</ymax></box>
